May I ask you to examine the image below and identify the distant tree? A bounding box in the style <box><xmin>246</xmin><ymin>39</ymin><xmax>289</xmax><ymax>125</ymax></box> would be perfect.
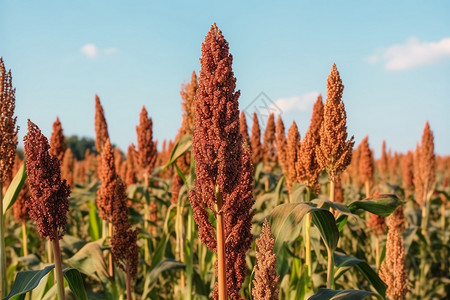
<box><xmin>66</xmin><ymin>135</ymin><xmax>96</xmax><ymax>160</ymax></box>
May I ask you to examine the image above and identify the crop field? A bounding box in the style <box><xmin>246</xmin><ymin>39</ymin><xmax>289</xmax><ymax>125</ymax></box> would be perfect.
<box><xmin>0</xmin><ymin>23</ymin><xmax>449</xmax><ymax>300</ymax></box>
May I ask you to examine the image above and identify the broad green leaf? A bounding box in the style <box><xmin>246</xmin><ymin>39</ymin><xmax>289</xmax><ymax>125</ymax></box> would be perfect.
<box><xmin>3</xmin><ymin>265</ymin><xmax>55</xmax><ymax>300</ymax></box>
<box><xmin>142</xmin><ymin>259</ymin><xmax>185</xmax><ymax>299</ymax></box>
<box><xmin>163</xmin><ymin>134</ymin><xmax>192</xmax><ymax>168</ymax></box>
<box><xmin>308</xmin><ymin>288</ymin><xmax>374</xmax><ymax>300</ymax></box>
<box><xmin>66</xmin><ymin>241</ymin><xmax>109</xmax><ymax>281</ymax></box>
<box><xmin>63</xmin><ymin>268</ymin><xmax>88</xmax><ymax>300</ymax></box>
<box><xmin>87</xmin><ymin>202</ymin><xmax>101</xmax><ymax>241</ymax></box>
<box><xmin>334</xmin><ymin>252</ymin><xmax>386</xmax><ymax>298</ymax></box>
<box><xmin>348</xmin><ymin>194</ymin><xmax>402</xmax><ymax>217</ymax></box>
<box><xmin>3</xmin><ymin>163</ymin><xmax>27</xmax><ymax>215</ymax></box>
<box><xmin>268</xmin><ymin>203</ymin><xmax>339</xmax><ymax>252</ymax></box>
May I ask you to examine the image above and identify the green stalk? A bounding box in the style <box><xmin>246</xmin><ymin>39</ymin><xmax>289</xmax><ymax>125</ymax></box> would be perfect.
<box><xmin>304</xmin><ymin>187</ymin><xmax>312</xmax><ymax>278</ymax></box>
<box><xmin>184</xmin><ymin>208</ymin><xmax>194</xmax><ymax>300</ymax></box>
<box><xmin>0</xmin><ymin>184</ymin><xmax>7</xmax><ymax>298</ymax></box>
<box><xmin>419</xmin><ymin>190</ymin><xmax>431</xmax><ymax>297</ymax></box>
<box><xmin>52</xmin><ymin>237</ymin><xmax>65</xmax><ymax>300</ymax></box>
<box><xmin>326</xmin><ymin>244</ymin><xmax>335</xmax><ymax>289</ymax></box>
<box><xmin>22</xmin><ymin>222</ymin><xmax>28</xmax><ymax>256</ymax></box>
<box><xmin>108</xmin><ymin>223</ymin><xmax>114</xmax><ymax>278</ymax></box>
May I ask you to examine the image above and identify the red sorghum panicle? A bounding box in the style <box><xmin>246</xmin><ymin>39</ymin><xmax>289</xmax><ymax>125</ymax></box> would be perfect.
<box><xmin>97</xmin><ymin>138</ymin><xmax>117</xmax><ymax>223</ymax></box>
<box><xmin>179</xmin><ymin>70</ymin><xmax>198</xmax><ymax>135</ymax></box>
<box><xmin>418</xmin><ymin>122</ymin><xmax>436</xmax><ymax>202</ymax></box>
<box><xmin>263</xmin><ymin>113</ymin><xmax>277</xmax><ymax>168</ymax></box>
<box><xmin>298</xmin><ymin>95</ymin><xmax>324</xmax><ymax>190</ymax></box>
<box><xmin>252</xmin><ymin>219</ymin><xmax>280</xmax><ymax>300</ymax></box>
<box><xmin>402</xmin><ymin>151</ymin><xmax>414</xmax><ymax>190</ymax></box>
<box><xmin>275</xmin><ymin>115</ymin><xmax>288</xmax><ymax>176</ymax></box>
<box><xmin>189</xmin><ymin>23</ymin><xmax>254</xmax><ymax>300</ymax></box>
<box><xmin>378</xmin><ymin>140</ymin><xmax>389</xmax><ymax>183</ymax></box>
<box><xmin>13</xmin><ymin>180</ymin><xmax>30</xmax><ymax>224</ymax></box>
<box><xmin>251</xmin><ymin>112</ymin><xmax>264</xmax><ymax>165</ymax></box>
<box><xmin>110</xmin><ymin>177</ymin><xmax>139</xmax><ymax>280</ymax></box>
<box><xmin>24</xmin><ymin>120</ymin><xmax>70</xmax><ymax>241</ymax></box>
<box><xmin>49</xmin><ymin>117</ymin><xmax>66</xmax><ymax>162</ymax></box>
<box><xmin>94</xmin><ymin>95</ymin><xmax>110</xmax><ymax>154</ymax></box>
<box><xmin>316</xmin><ymin>64</ymin><xmax>354</xmax><ymax>182</ymax></box>
<box><xmin>287</xmin><ymin>121</ymin><xmax>302</xmax><ymax>193</ymax></box>
<box><xmin>136</xmin><ymin>105</ymin><xmax>157</xmax><ymax>178</ymax></box>
<box><xmin>379</xmin><ymin>207</ymin><xmax>408</xmax><ymax>300</ymax></box>
<box><xmin>61</xmin><ymin>148</ymin><xmax>75</xmax><ymax>189</ymax></box>
<box><xmin>240</xmin><ymin>112</ymin><xmax>251</xmax><ymax>148</ymax></box>
<box><xmin>0</xmin><ymin>58</ymin><xmax>18</xmax><ymax>185</ymax></box>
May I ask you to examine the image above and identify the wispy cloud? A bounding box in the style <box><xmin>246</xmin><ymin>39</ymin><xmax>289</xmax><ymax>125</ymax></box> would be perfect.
<box><xmin>367</xmin><ymin>37</ymin><xmax>450</xmax><ymax>71</ymax></box>
<box><xmin>271</xmin><ymin>91</ymin><xmax>320</xmax><ymax>113</ymax></box>
<box><xmin>80</xmin><ymin>44</ymin><xmax>118</xmax><ymax>58</ymax></box>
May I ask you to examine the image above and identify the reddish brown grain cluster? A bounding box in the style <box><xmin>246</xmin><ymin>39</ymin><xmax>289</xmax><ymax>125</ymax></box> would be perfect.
<box><xmin>240</xmin><ymin>112</ymin><xmax>251</xmax><ymax>148</ymax></box>
<box><xmin>275</xmin><ymin>116</ymin><xmax>288</xmax><ymax>176</ymax></box>
<box><xmin>136</xmin><ymin>106</ymin><xmax>157</xmax><ymax>180</ymax></box>
<box><xmin>24</xmin><ymin>120</ymin><xmax>70</xmax><ymax>241</ymax></box>
<box><xmin>416</xmin><ymin>122</ymin><xmax>436</xmax><ymax>205</ymax></box>
<box><xmin>61</xmin><ymin>148</ymin><xmax>75</xmax><ymax>188</ymax></box>
<box><xmin>378</xmin><ymin>140</ymin><xmax>389</xmax><ymax>183</ymax></box>
<box><xmin>0</xmin><ymin>58</ymin><xmax>18</xmax><ymax>185</ymax></box>
<box><xmin>379</xmin><ymin>207</ymin><xmax>408</xmax><ymax>300</ymax></box>
<box><xmin>110</xmin><ymin>177</ymin><xmax>139</xmax><ymax>280</ymax></box>
<box><xmin>49</xmin><ymin>117</ymin><xmax>66</xmax><ymax>162</ymax></box>
<box><xmin>316</xmin><ymin>64</ymin><xmax>354</xmax><ymax>182</ymax></box>
<box><xmin>188</xmin><ymin>23</ymin><xmax>254</xmax><ymax>300</ymax></box>
<box><xmin>13</xmin><ymin>180</ymin><xmax>30</xmax><ymax>224</ymax></box>
<box><xmin>298</xmin><ymin>95</ymin><xmax>324</xmax><ymax>190</ymax></box>
<box><xmin>97</xmin><ymin>139</ymin><xmax>117</xmax><ymax>223</ymax></box>
<box><xmin>94</xmin><ymin>95</ymin><xmax>110</xmax><ymax>154</ymax></box>
<box><xmin>263</xmin><ymin>113</ymin><xmax>277</xmax><ymax>168</ymax></box>
<box><xmin>179</xmin><ymin>71</ymin><xmax>198</xmax><ymax>136</ymax></box>
<box><xmin>402</xmin><ymin>151</ymin><xmax>414</xmax><ymax>192</ymax></box>
<box><xmin>251</xmin><ymin>112</ymin><xmax>264</xmax><ymax>165</ymax></box>
<box><xmin>252</xmin><ymin>219</ymin><xmax>279</xmax><ymax>300</ymax></box>
<box><xmin>286</xmin><ymin>121</ymin><xmax>302</xmax><ymax>193</ymax></box>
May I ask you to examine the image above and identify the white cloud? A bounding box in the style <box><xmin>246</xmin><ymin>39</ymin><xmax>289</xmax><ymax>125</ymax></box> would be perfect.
<box><xmin>367</xmin><ymin>37</ymin><xmax>450</xmax><ymax>71</ymax></box>
<box><xmin>81</xmin><ymin>44</ymin><xmax>98</xmax><ymax>58</ymax></box>
<box><xmin>271</xmin><ymin>91</ymin><xmax>320</xmax><ymax>113</ymax></box>
<box><xmin>80</xmin><ymin>44</ymin><xmax>118</xmax><ymax>58</ymax></box>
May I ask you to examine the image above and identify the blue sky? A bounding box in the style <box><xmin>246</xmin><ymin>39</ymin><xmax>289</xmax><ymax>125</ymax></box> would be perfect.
<box><xmin>1</xmin><ymin>0</ymin><xmax>449</xmax><ymax>156</ymax></box>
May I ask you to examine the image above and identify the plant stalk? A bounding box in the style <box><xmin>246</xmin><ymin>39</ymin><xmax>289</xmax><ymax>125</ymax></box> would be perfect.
<box><xmin>126</xmin><ymin>267</ymin><xmax>133</xmax><ymax>300</ymax></box>
<box><xmin>375</xmin><ymin>235</ymin><xmax>380</xmax><ymax>271</ymax></box>
<box><xmin>109</xmin><ymin>222</ymin><xmax>114</xmax><ymax>278</ymax></box>
<box><xmin>22</xmin><ymin>222</ymin><xmax>28</xmax><ymax>256</ymax></box>
<box><xmin>52</xmin><ymin>236</ymin><xmax>66</xmax><ymax>300</ymax></box>
<box><xmin>326</xmin><ymin>244</ymin><xmax>335</xmax><ymax>289</ymax></box>
<box><xmin>216</xmin><ymin>187</ymin><xmax>227</xmax><ymax>300</ymax></box>
<box><xmin>329</xmin><ymin>180</ymin><xmax>335</xmax><ymax>202</ymax></box>
<box><xmin>0</xmin><ymin>184</ymin><xmax>7</xmax><ymax>298</ymax></box>
<box><xmin>304</xmin><ymin>215</ymin><xmax>312</xmax><ymax>278</ymax></box>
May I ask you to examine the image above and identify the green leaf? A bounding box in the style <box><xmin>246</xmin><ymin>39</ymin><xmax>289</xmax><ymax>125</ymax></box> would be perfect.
<box><xmin>142</xmin><ymin>259</ymin><xmax>185</xmax><ymax>299</ymax></box>
<box><xmin>65</xmin><ymin>241</ymin><xmax>109</xmax><ymax>281</ymax></box>
<box><xmin>3</xmin><ymin>163</ymin><xmax>27</xmax><ymax>215</ymax></box>
<box><xmin>87</xmin><ymin>202</ymin><xmax>101</xmax><ymax>241</ymax></box>
<box><xmin>63</xmin><ymin>268</ymin><xmax>88</xmax><ymax>300</ymax></box>
<box><xmin>348</xmin><ymin>194</ymin><xmax>402</xmax><ymax>217</ymax></box>
<box><xmin>163</xmin><ymin>134</ymin><xmax>192</xmax><ymax>168</ymax></box>
<box><xmin>268</xmin><ymin>203</ymin><xmax>339</xmax><ymax>252</ymax></box>
<box><xmin>3</xmin><ymin>265</ymin><xmax>55</xmax><ymax>300</ymax></box>
<box><xmin>334</xmin><ymin>252</ymin><xmax>386</xmax><ymax>298</ymax></box>
<box><xmin>308</xmin><ymin>288</ymin><xmax>375</xmax><ymax>300</ymax></box>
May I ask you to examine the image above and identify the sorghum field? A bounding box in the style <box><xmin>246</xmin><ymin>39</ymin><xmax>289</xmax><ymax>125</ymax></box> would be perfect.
<box><xmin>0</xmin><ymin>24</ymin><xmax>449</xmax><ymax>300</ymax></box>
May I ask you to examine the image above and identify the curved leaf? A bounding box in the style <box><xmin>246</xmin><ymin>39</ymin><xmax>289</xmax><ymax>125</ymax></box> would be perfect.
<box><xmin>348</xmin><ymin>194</ymin><xmax>402</xmax><ymax>217</ymax></box>
<box><xmin>66</xmin><ymin>242</ymin><xmax>109</xmax><ymax>281</ymax></box>
<box><xmin>163</xmin><ymin>134</ymin><xmax>192</xmax><ymax>168</ymax></box>
<box><xmin>334</xmin><ymin>252</ymin><xmax>386</xmax><ymax>298</ymax></box>
<box><xmin>268</xmin><ymin>203</ymin><xmax>339</xmax><ymax>252</ymax></box>
<box><xmin>63</xmin><ymin>268</ymin><xmax>88</xmax><ymax>300</ymax></box>
<box><xmin>142</xmin><ymin>258</ymin><xmax>185</xmax><ymax>299</ymax></box>
<box><xmin>308</xmin><ymin>288</ymin><xmax>374</xmax><ymax>300</ymax></box>
<box><xmin>3</xmin><ymin>163</ymin><xmax>27</xmax><ymax>215</ymax></box>
<box><xmin>3</xmin><ymin>264</ymin><xmax>55</xmax><ymax>300</ymax></box>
